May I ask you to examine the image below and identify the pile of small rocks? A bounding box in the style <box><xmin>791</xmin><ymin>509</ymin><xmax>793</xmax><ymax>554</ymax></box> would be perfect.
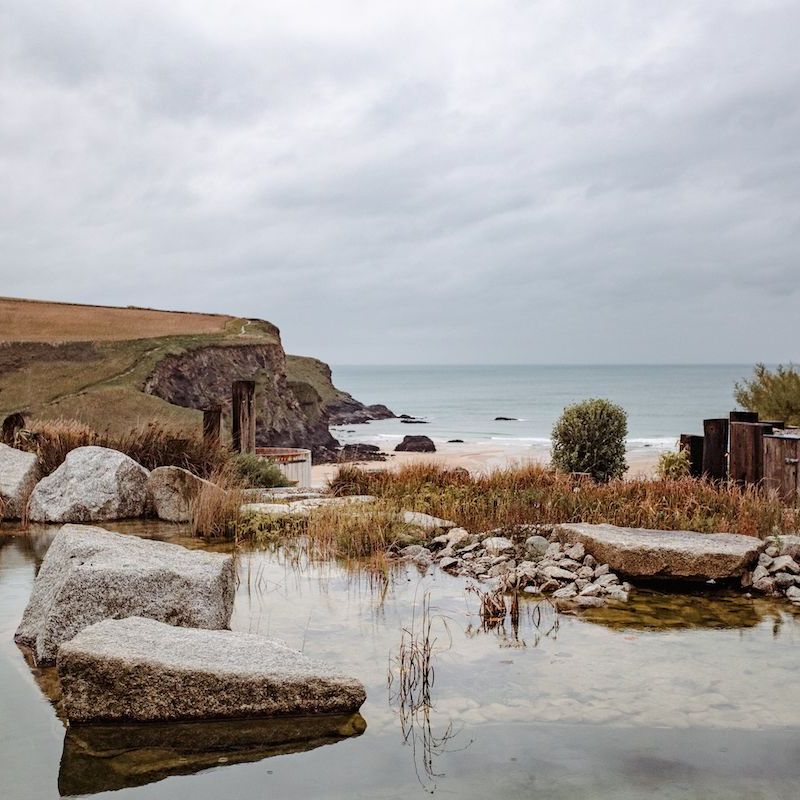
<box><xmin>742</xmin><ymin>536</ymin><xmax>800</xmax><ymax>606</ymax></box>
<box><xmin>398</xmin><ymin>526</ymin><xmax>632</xmax><ymax>608</ymax></box>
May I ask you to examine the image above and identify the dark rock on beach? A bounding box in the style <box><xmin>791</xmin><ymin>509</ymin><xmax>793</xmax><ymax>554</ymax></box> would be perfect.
<box><xmin>395</xmin><ymin>435</ymin><xmax>436</xmax><ymax>453</ymax></box>
<box><xmin>339</xmin><ymin>443</ymin><xmax>387</xmax><ymax>462</ymax></box>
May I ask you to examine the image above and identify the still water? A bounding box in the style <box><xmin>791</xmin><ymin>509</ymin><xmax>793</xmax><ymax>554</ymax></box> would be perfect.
<box><xmin>1</xmin><ymin>522</ymin><xmax>799</xmax><ymax>799</ymax></box>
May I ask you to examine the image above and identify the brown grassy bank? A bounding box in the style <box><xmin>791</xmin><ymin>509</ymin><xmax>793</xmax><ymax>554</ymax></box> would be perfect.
<box><xmin>329</xmin><ymin>463</ymin><xmax>799</xmax><ymax>538</ymax></box>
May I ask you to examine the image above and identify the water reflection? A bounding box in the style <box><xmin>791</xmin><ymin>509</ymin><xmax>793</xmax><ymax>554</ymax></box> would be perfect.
<box><xmin>3</xmin><ymin>523</ymin><xmax>800</xmax><ymax>799</ymax></box>
<box><xmin>59</xmin><ymin>713</ymin><xmax>367</xmax><ymax>796</ymax></box>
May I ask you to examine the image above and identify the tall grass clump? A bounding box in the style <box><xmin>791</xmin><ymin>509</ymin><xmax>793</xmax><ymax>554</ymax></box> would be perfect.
<box><xmin>551</xmin><ymin>398</ymin><xmax>628</xmax><ymax>482</ymax></box>
<box><xmin>190</xmin><ymin>463</ymin><xmax>245</xmax><ymax>538</ymax></box>
<box><xmin>18</xmin><ymin>418</ymin><xmax>227</xmax><ymax>477</ymax></box>
<box><xmin>330</xmin><ymin>463</ymin><xmax>799</xmax><ymax>538</ymax></box>
<box><xmin>657</xmin><ymin>448</ymin><xmax>691</xmax><ymax>480</ymax></box>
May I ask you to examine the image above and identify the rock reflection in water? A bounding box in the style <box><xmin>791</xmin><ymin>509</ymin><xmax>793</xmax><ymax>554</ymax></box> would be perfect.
<box><xmin>571</xmin><ymin>587</ymin><xmax>781</xmax><ymax>631</ymax></box>
<box><xmin>58</xmin><ymin>712</ymin><xmax>367</xmax><ymax>796</ymax></box>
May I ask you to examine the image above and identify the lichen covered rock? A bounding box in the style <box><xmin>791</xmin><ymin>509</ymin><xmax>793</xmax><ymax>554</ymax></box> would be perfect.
<box><xmin>15</xmin><ymin>525</ymin><xmax>235</xmax><ymax>664</ymax></box>
<box><xmin>27</xmin><ymin>446</ymin><xmax>149</xmax><ymax>522</ymax></box>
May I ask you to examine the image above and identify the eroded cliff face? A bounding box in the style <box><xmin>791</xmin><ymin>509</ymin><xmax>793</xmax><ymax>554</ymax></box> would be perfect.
<box><xmin>143</xmin><ymin>343</ymin><xmax>338</xmax><ymax>456</ymax></box>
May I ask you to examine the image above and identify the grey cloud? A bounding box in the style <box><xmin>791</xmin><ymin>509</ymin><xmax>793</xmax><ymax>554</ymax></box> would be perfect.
<box><xmin>1</xmin><ymin>0</ymin><xmax>799</xmax><ymax>364</ymax></box>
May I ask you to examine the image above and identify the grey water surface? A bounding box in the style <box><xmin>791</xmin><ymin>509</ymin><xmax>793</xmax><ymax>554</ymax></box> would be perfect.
<box><xmin>1</xmin><ymin>521</ymin><xmax>798</xmax><ymax>800</ymax></box>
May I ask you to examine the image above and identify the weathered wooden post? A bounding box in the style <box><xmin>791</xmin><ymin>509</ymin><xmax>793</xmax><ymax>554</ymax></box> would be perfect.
<box><xmin>231</xmin><ymin>381</ymin><xmax>256</xmax><ymax>454</ymax></box>
<box><xmin>702</xmin><ymin>418</ymin><xmax>729</xmax><ymax>480</ymax></box>
<box><xmin>730</xmin><ymin>410</ymin><xmax>759</xmax><ymax>424</ymax></box>
<box><xmin>679</xmin><ymin>434</ymin><xmax>704</xmax><ymax>477</ymax></box>
<box><xmin>729</xmin><ymin>422</ymin><xmax>774</xmax><ymax>485</ymax></box>
<box><xmin>202</xmin><ymin>406</ymin><xmax>222</xmax><ymax>448</ymax></box>
<box><xmin>763</xmin><ymin>434</ymin><xmax>800</xmax><ymax>504</ymax></box>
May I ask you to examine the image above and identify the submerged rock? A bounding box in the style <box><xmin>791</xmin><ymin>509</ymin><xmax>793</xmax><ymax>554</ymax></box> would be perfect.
<box><xmin>59</xmin><ymin>713</ymin><xmax>367</xmax><ymax>795</ymax></box>
<box><xmin>147</xmin><ymin>466</ymin><xmax>211</xmax><ymax>523</ymax></box>
<box><xmin>555</xmin><ymin>523</ymin><xmax>765</xmax><ymax>580</ymax></box>
<box><xmin>58</xmin><ymin>617</ymin><xmax>367</xmax><ymax>723</ymax></box>
<box><xmin>0</xmin><ymin>443</ymin><xmax>39</xmax><ymax>519</ymax></box>
<box><xmin>27</xmin><ymin>446</ymin><xmax>149</xmax><ymax>522</ymax></box>
<box><xmin>15</xmin><ymin>525</ymin><xmax>235</xmax><ymax>665</ymax></box>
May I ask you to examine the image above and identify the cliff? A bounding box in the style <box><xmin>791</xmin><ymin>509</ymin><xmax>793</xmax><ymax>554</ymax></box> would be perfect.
<box><xmin>285</xmin><ymin>356</ymin><xmax>395</xmax><ymax>424</ymax></box>
<box><xmin>0</xmin><ymin>297</ymin><xmax>371</xmax><ymax>458</ymax></box>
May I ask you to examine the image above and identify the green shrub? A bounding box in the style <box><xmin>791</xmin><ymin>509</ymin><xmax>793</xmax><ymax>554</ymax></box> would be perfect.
<box><xmin>231</xmin><ymin>452</ymin><xmax>292</xmax><ymax>488</ymax></box>
<box><xmin>735</xmin><ymin>363</ymin><xmax>800</xmax><ymax>426</ymax></box>
<box><xmin>551</xmin><ymin>398</ymin><xmax>628</xmax><ymax>482</ymax></box>
<box><xmin>657</xmin><ymin>448</ymin><xmax>691</xmax><ymax>480</ymax></box>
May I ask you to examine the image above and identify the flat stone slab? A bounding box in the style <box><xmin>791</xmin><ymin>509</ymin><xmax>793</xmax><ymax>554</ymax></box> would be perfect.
<box><xmin>241</xmin><ymin>496</ymin><xmax>376</xmax><ymax>518</ymax></box>
<box><xmin>15</xmin><ymin>525</ymin><xmax>235</xmax><ymax>665</ymax></box>
<box><xmin>400</xmin><ymin>511</ymin><xmax>456</xmax><ymax>530</ymax></box>
<box><xmin>58</xmin><ymin>617</ymin><xmax>367</xmax><ymax>723</ymax></box>
<box><xmin>555</xmin><ymin>523</ymin><xmax>765</xmax><ymax>580</ymax></box>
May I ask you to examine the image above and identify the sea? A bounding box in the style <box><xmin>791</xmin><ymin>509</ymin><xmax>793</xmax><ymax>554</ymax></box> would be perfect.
<box><xmin>329</xmin><ymin>364</ymin><xmax>756</xmax><ymax>458</ymax></box>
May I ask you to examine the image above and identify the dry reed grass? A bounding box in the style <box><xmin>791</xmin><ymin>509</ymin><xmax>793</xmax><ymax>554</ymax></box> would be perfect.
<box><xmin>331</xmin><ymin>463</ymin><xmax>799</xmax><ymax>538</ymax></box>
<box><xmin>17</xmin><ymin>417</ymin><xmax>227</xmax><ymax>477</ymax></box>
<box><xmin>190</xmin><ymin>462</ymin><xmax>246</xmax><ymax>538</ymax></box>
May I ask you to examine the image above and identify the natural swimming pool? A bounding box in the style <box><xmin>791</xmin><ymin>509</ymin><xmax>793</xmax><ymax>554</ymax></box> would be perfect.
<box><xmin>1</xmin><ymin>522</ymin><xmax>799</xmax><ymax>799</ymax></box>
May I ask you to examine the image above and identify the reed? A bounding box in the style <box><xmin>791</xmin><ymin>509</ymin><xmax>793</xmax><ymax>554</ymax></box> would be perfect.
<box><xmin>18</xmin><ymin>417</ymin><xmax>227</xmax><ymax>478</ymax></box>
<box><xmin>190</xmin><ymin>462</ymin><xmax>246</xmax><ymax>538</ymax></box>
<box><xmin>330</xmin><ymin>462</ymin><xmax>799</xmax><ymax>538</ymax></box>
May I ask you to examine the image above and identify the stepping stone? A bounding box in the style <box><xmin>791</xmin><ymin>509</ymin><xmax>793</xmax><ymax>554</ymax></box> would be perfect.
<box><xmin>15</xmin><ymin>525</ymin><xmax>234</xmax><ymax>665</ymax></box>
<box><xmin>556</xmin><ymin>523</ymin><xmax>765</xmax><ymax>580</ymax></box>
<box><xmin>58</xmin><ymin>617</ymin><xmax>367</xmax><ymax>723</ymax></box>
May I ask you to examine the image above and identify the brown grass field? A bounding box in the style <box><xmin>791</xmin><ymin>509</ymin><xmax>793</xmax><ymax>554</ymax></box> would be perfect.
<box><xmin>0</xmin><ymin>296</ymin><xmax>235</xmax><ymax>342</ymax></box>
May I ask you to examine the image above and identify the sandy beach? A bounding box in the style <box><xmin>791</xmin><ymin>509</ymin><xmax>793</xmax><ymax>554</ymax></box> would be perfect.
<box><xmin>311</xmin><ymin>441</ymin><xmax>662</xmax><ymax>488</ymax></box>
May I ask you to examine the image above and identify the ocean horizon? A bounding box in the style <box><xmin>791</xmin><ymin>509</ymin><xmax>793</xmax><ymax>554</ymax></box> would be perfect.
<box><xmin>329</xmin><ymin>363</ymin><xmax>758</xmax><ymax>454</ymax></box>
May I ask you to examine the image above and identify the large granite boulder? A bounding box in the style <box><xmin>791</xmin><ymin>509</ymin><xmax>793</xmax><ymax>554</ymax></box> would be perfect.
<box><xmin>27</xmin><ymin>446</ymin><xmax>149</xmax><ymax>522</ymax></box>
<box><xmin>147</xmin><ymin>466</ymin><xmax>211</xmax><ymax>523</ymax></box>
<box><xmin>58</xmin><ymin>617</ymin><xmax>367</xmax><ymax>723</ymax></box>
<box><xmin>395</xmin><ymin>435</ymin><xmax>436</xmax><ymax>453</ymax></box>
<box><xmin>555</xmin><ymin>523</ymin><xmax>765</xmax><ymax>580</ymax></box>
<box><xmin>15</xmin><ymin>525</ymin><xmax>235</xmax><ymax>665</ymax></box>
<box><xmin>0</xmin><ymin>443</ymin><xmax>39</xmax><ymax>519</ymax></box>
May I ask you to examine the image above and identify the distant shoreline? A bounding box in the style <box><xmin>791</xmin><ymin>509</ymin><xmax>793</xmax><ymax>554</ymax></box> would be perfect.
<box><xmin>312</xmin><ymin>440</ymin><xmax>661</xmax><ymax>487</ymax></box>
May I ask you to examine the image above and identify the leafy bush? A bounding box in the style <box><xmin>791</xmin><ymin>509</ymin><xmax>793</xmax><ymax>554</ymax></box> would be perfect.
<box><xmin>550</xmin><ymin>398</ymin><xmax>628</xmax><ymax>482</ymax></box>
<box><xmin>657</xmin><ymin>448</ymin><xmax>691</xmax><ymax>480</ymax></box>
<box><xmin>735</xmin><ymin>363</ymin><xmax>800</xmax><ymax>426</ymax></box>
<box><xmin>232</xmin><ymin>452</ymin><xmax>291</xmax><ymax>488</ymax></box>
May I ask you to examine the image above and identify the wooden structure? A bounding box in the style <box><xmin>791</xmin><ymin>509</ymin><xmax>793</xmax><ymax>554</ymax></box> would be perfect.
<box><xmin>729</xmin><ymin>422</ymin><xmax>774</xmax><ymax>485</ymax></box>
<box><xmin>202</xmin><ymin>406</ymin><xmax>222</xmax><ymax>447</ymax></box>
<box><xmin>763</xmin><ymin>435</ymin><xmax>800</xmax><ymax>503</ymax></box>
<box><xmin>678</xmin><ymin>409</ymin><xmax>798</xmax><ymax>504</ymax></box>
<box><xmin>679</xmin><ymin>434</ymin><xmax>704</xmax><ymax>478</ymax></box>
<box><xmin>231</xmin><ymin>381</ymin><xmax>256</xmax><ymax>454</ymax></box>
<box><xmin>702</xmin><ymin>418</ymin><xmax>728</xmax><ymax>480</ymax></box>
<box><xmin>255</xmin><ymin>447</ymin><xmax>312</xmax><ymax>488</ymax></box>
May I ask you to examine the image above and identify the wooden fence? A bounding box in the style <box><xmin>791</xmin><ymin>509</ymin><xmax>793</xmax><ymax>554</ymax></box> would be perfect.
<box><xmin>680</xmin><ymin>412</ymin><xmax>799</xmax><ymax>503</ymax></box>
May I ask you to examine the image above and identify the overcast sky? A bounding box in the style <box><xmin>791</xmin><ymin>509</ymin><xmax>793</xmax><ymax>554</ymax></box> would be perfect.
<box><xmin>1</xmin><ymin>1</ymin><xmax>798</xmax><ymax>364</ymax></box>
